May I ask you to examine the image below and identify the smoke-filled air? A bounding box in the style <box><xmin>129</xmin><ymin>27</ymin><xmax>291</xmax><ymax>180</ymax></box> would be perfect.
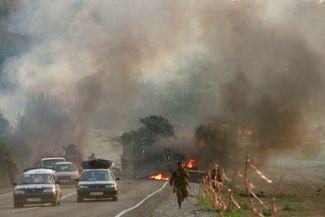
<box><xmin>0</xmin><ymin>0</ymin><xmax>325</xmax><ymax>167</ymax></box>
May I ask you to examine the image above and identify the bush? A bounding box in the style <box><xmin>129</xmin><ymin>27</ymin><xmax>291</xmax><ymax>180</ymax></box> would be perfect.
<box><xmin>282</xmin><ymin>203</ymin><xmax>294</xmax><ymax>211</ymax></box>
<box><xmin>262</xmin><ymin>209</ymin><xmax>272</xmax><ymax>216</ymax></box>
<box><xmin>196</xmin><ymin>192</ymin><xmax>214</xmax><ymax>210</ymax></box>
<box><xmin>0</xmin><ymin>138</ymin><xmax>10</xmax><ymax>159</ymax></box>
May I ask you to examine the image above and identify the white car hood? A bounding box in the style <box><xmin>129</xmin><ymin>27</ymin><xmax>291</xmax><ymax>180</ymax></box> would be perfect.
<box><xmin>55</xmin><ymin>171</ymin><xmax>78</xmax><ymax>177</ymax></box>
<box><xmin>79</xmin><ymin>180</ymin><xmax>115</xmax><ymax>185</ymax></box>
<box><xmin>15</xmin><ymin>184</ymin><xmax>54</xmax><ymax>190</ymax></box>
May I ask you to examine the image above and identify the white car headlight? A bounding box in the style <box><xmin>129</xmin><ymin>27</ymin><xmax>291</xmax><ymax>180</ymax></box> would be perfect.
<box><xmin>44</xmin><ymin>188</ymin><xmax>55</xmax><ymax>193</ymax></box>
<box><xmin>15</xmin><ymin>189</ymin><xmax>25</xmax><ymax>194</ymax></box>
<box><xmin>78</xmin><ymin>185</ymin><xmax>89</xmax><ymax>189</ymax></box>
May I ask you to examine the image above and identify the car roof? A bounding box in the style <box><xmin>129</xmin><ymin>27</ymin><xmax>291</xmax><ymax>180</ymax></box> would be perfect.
<box><xmin>82</xmin><ymin>168</ymin><xmax>110</xmax><ymax>172</ymax></box>
<box><xmin>24</xmin><ymin>168</ymin><xmax>55</xmax><ymax>175</ymax></box>
<box><xmin>41</xmin><ymin>157</ymin><xmax>65</xmax><ymax>161</ymax></box>
<box><xmin>54</xmin><ymin>161</ymin><xmax>73</xmax><ymax>165</ymax></box>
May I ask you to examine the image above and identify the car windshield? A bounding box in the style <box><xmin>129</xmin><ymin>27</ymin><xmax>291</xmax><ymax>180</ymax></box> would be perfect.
<box><xmin>80</xmin><ymin>170</ymin><xmax>113</xmax><ymax>182</ymax></box>
<box><xmin>53</xmin><ymin>163</ymin><xmax>77</xmax><ymax>172</ymax></box>
<box><xmin>42</xmin><ymin>159</ymin><xmax>65</xmax><ymax>168</ymax></box>
<box><xmin>18</xmin><ymin>174</ymin><xmax>55</xmax><ymax>185</ymax></box>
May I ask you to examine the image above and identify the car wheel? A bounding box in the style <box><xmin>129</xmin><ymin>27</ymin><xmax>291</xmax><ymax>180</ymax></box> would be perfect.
<box><xmin>77</xmin><ymin>195</ymin><xmax>83</xmax><ymax>202</ymax></box>
<box><xmin>14</xmin><ymin>201</ymin><xmax>23</xmax><ymax>208</ymax></box>
<box><xmin>112</xmin><ymin>195</ymin><xmax>118</xmax><ymax>201</ymax></box>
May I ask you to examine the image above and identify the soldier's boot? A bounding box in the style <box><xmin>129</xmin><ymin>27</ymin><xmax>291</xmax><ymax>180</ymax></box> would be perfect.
<box><xmin>178</xmin><ymin>202</ymin><xmax>181</xmax><ymax>209</ymax></box>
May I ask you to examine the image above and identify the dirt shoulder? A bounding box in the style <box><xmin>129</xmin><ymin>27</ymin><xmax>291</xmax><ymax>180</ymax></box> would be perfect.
<box><xmin>152</xmin><ymin>159</ymin><xmax>325</xmax><ymax>217</ymax></box>
<box><xmin>152</xmin><ymin>183</ymin><xmax>215</xmax><ymax>217</ymax></box>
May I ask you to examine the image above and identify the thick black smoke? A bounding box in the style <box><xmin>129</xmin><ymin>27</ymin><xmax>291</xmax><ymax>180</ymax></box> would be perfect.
<box><xmin>1</xmin><ymin>1</ymin><xmax>325</xmax><ymax>167</ymax></box>
<box><xmin>1</xmin><ymin>0</ymin><xmax>192</xmax><ymax>165</ymax></box>
<box><xmin>141</xmin><ymin>1</ymin><xmax>325</xmax><ymax>165</ymax></box>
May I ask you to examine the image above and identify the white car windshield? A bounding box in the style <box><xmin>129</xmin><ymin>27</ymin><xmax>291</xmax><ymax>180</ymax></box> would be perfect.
<box><xmin>42</xmin><ymin>159</ymin><xmax>65</xmax><ymax>168</ymax></box>
<box><xmin>80</xmin><ymin>170</ymin><xmax>113</xmax><ymax>182</ymax></box>
<box><xmin>54</xmin><ymin>163</ymin><xmax>77</xmax><ymax>172</ymax></box>
<box><xmin>18</xmin><ymin>174</ymin><xmax>55</xmax><ymax>185</ymax></box>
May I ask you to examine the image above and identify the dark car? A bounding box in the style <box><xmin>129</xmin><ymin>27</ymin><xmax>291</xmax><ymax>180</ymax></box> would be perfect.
<box><xmin>77</xmin><ymin>169</ymin><xmax>119</xmax><ymax>202</ymax></box>
<box><xmin>13</xmin><ymin>168</ymin><xmax>62</xmax><ymax>208</ymax></box>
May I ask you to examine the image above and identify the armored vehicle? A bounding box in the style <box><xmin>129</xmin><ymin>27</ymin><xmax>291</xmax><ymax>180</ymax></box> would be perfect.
<box><xmin>62</xmin><ymin>144</ymin><xmax>83</xmax><ymax>168</ymax></box>
<box><xmin>120</xmin><ymin>116</ymin><xmax>185</xmax><ymax>179</ymax></box>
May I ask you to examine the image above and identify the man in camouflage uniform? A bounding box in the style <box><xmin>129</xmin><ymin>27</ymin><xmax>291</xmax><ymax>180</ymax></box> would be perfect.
<box><xmin>169</xmin><ymin>161</ymin><xmax>189</xmax><ymax>208</ymax></box>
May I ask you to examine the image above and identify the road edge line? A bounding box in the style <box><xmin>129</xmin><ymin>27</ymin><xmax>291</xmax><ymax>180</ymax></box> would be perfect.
<box><xmin>114</xmin><ymin>181</ymin><xmax>168</xmax><ymax>217</ymax></box>
<box><xmin>0</xmin><ymin>192</ymin><xmax>11</xmax><ymax>198</ymax></box>
<box><xmin>62</xmin><ymin>192</ymin><xmax>76</xmax><ymax>200</ymax></box>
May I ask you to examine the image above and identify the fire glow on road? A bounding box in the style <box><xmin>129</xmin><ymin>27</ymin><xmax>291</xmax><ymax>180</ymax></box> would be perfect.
<box><xmin>186</xmin><ymin>159</ymin><xmax>196</xmax><ymax>169</ymax></box>
<box><xmin>149</xmin><ymin>173</ymin><xmax>169</xmax><ymax>181</ymax></box>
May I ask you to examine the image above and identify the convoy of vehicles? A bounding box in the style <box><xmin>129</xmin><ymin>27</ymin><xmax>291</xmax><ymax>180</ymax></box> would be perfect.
<box><xmin>13</xmin><ymin>168</ymin><xmax>62</xmax><ymax>208</ymax></box>
<box><xmin>12</xmin><ymin>157</ymin><xmax>119</xmax><ymax>208</ymax></box>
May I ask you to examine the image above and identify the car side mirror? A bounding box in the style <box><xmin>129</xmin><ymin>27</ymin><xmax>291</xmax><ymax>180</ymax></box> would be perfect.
<box><xmin>115</xmin><ymin>177</ymin><xmax>120</xmax><ymax>181</ymax></box>
<box><xmin>12</xmin><ymin>182</ymin><xmax>17</xmax><ymax>186</ymax></box>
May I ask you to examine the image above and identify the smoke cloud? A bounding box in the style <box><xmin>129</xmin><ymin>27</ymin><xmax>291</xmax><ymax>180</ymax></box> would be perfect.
<box><xmin>1</xmin><ymin>0</ymin><xmax>325</xmax><ymax>166</ymax></box>
<box><xmin>1</xmin><ymin>0</ymin><xmax>192</xmax><ymax>164</ymax></box>
<box><xmin>192</xmin><ymin>0</ymin><xmax>325</xmax><ymax>165</ymax></box>
<box><xmin>141</xmin><ymin>0</ymin><xmax>325</xmax><ymax>165</ymax></box>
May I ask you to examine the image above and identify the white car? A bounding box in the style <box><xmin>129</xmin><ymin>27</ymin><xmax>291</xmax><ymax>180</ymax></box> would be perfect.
<box><xmin>13</xmin><ymin>168</ymin><xmax>62</xmax><ymax>208</ymax></box>
<box><xmin>53</xmin><ymin>162</ymin><xmax>79</xmax><ymax>186</ymax></box>
<box><xmin>40</xmin><ymin>157</ymin><xmax>66</xmax><ymax>169</ymax></box>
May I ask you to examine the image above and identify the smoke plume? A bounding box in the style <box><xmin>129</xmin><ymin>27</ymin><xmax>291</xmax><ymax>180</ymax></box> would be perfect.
<box><xmin>1</xmin><ymin>0</ymin><xmax>192</xmax><ymax>164</ymax></box>
<box><xmin>1</xmin><ymin>0</ymin><xmax>325</xmax><ymax>166</ymax></box>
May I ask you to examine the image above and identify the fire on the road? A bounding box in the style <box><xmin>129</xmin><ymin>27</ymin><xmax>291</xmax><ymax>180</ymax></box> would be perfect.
<box><xmin>149</xmin><ymin>172</ymin><xmax>169</xmax><ymax>181</ymax></box>
<box><xmin>186</xmin><ymin>159</ymin><xmax>196</xmax><ymax>168</ymax></box>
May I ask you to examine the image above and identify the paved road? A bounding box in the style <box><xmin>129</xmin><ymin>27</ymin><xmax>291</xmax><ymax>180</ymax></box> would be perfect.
<box><xmin>0</xmin><ymin>179</ymin><xmax>169</xmax><ymax>217</ymax></box>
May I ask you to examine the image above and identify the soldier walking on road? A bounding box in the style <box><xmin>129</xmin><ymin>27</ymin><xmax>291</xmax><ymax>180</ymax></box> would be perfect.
<box><xmin>169</xmin><ymin>161</ymin><xmax>189</xmax><ymax>208</ymax></box>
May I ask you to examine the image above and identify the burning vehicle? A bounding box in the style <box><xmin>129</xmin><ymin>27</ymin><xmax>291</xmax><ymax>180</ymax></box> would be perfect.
<box><xmin>120</xmin><ymin>116</ymin><xmax>186</xmax><ymax>179</ymax></box>
<box><xmin>120</xmin><ymin>115</ymin><xmax>206</xmax><ymax>182</ymax></box>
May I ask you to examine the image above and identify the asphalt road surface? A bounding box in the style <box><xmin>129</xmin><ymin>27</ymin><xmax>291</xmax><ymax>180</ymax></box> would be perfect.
<box><xmin>0</xmin><ymin>179</ymin><xmax>170</xmax><ymax>217</ymax></box>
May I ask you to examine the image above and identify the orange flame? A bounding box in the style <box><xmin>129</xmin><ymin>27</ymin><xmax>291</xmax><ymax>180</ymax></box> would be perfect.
<box><xmin>186</xmin><ymin>159</ymin><xmax>196</xmax><ymax>168</ymax></box>
<box><xmin>149</xmin><ymin>172</ymin><xmax>169</xmax><ymax>181</ymax></box>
